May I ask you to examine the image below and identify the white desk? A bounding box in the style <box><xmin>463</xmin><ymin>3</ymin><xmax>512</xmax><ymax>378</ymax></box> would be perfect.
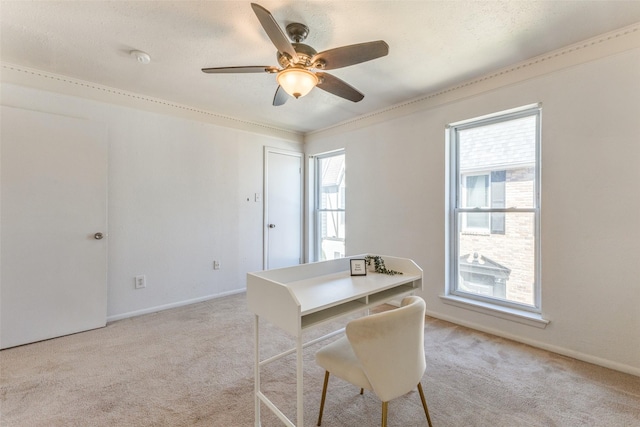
<box><xmin>247</xmin><ymin>254</ymin><xmax>423</xmax><ymax>426</ymax></box>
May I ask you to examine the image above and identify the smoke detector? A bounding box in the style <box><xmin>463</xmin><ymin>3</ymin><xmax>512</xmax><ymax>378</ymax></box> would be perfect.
<box><xmin>130</xmin><ymin>50</ymin><xmax>151</xmax><ymax>64</ymax></box>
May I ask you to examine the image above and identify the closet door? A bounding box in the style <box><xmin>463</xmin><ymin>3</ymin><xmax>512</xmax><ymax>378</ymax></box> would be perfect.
<box><xmin>264</xmin><ymin>148</ymin><xmax>303</xmax><ymax>270</ymax></box>
<box><xmin>1</xmin><ymin>106</ymin><xmax>108</xmax><ymax>349</ymax></box>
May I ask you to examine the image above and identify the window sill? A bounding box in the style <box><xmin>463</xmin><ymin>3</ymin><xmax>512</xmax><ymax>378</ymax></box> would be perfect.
<box><xmin>439</xmin><ymin>294</ymin><xmax>550</xmax><ymax>329</ymax></box>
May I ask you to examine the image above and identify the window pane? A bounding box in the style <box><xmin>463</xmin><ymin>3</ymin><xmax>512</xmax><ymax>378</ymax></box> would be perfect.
<box><xmin>464</xmin><ymin>175</ymin><xmax>489</xmax><ymax>208</ymax></box>
<box><xmin>458</xmin><ymin>116</ymin><xmax>536</xmax><ymax>208</ymax></box>
<box><xmin>457</xmin><ymin>212</ymin><xmax>535</xmax><ymax>306</ymax></box>
<box><xmin>318</xmin><ymin>211</ymin><xmax>345</xmax><ymax>261</ymax></box>
<box><xmin>463</xmin><ymin>211</ymin><xmax>490</xmax><ymax>231</ymax></box>
<box><xmin>318</xmin><ymin>154</ymin><xmax>345</xmax><ymax>209</ymax></box>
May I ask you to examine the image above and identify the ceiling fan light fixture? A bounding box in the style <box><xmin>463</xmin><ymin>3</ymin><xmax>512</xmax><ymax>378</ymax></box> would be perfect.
<box><xmin>276</xmin><ymin>68</ymin><xmax>318</xmax><ymax>99</ymax></box>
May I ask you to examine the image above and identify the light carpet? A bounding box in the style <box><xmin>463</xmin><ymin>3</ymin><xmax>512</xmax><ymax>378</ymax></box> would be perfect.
<box><xmin>1</xmin><ymin>293</ymin><xmax>639</xmax><ymax>426</ymax></box>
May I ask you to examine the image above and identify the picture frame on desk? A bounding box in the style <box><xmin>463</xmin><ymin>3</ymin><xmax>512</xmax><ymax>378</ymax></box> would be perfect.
<box><xmin>350</xmin><ymin>259</ymin><xmax>367</xmax><ymax>276</ymax></box>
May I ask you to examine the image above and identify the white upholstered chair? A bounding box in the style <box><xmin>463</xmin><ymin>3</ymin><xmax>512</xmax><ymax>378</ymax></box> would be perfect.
<box><xmin>315</xmin><ymin>296</ymin><xmax>433</xmax><ymax>427</ymax></box>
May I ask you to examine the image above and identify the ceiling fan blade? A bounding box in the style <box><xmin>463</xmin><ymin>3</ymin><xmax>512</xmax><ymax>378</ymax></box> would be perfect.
<box><xmin>316</xmin><ymin>72</ymin><xmax>364</xmax><ymax>102</ymax></box>
<box><xmin>272</xmin><ymin>85</ymin><xmax>288</xmax><ymax>106</ymax></box>
<box><xmin>312</xmin><ymin>41</ymin><xmax>389</xmax><ymax>70</ymax></box>
<box><xmin>250</xmin><ymin>3</ymin><xmax>299</xmax><ymax>63</ymax></box>
<box><xmin>201</xmin><ymin>66</ymin><xmax>278</xmax><ymax>74</ymax></box>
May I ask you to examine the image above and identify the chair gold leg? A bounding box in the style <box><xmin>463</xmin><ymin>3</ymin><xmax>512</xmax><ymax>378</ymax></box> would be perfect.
<box><xmin>417</xmin><ymin>382</ymin><xmax>433</xmax><ymax>427</ymax></box>
<box><xmin>381</xmin><ymin>401</ymin><xmax>388</xmax><ymax>427</ymax></box>
<box><xmin>317</xmin><ymin>371</ymin><xmax>330</xmax><ymax>426</ymax></box>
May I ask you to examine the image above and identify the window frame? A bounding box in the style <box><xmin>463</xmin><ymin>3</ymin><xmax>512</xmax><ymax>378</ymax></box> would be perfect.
<box><xmin>314</xmin><ymin>150</ymin><xmax>346</xmax><ymax>262</ymax></box>
<box><xmin>461</xmin><ymin>172</ymin><xmax>491</xmax><ymax>233</ymax></box>
<box><xmin>460</xmin><ymin>170</ymin><xmax>507</xmax><ymax>234</ymax></box>
<box><xmin>447</xmin><ymin>105</ymin><xmax>542</xmax><ymax>313</ymax></box>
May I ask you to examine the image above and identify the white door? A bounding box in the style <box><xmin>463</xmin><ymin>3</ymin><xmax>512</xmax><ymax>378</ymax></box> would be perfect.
<box><xmin>1</xmin><ymin>106</ymin><xmax>108</xmax><ymax>349</ymax></box>
<box><xmin>264</xmin><ymin>148</ymin><xmax>303</xmax><ymax>270</ymax></box>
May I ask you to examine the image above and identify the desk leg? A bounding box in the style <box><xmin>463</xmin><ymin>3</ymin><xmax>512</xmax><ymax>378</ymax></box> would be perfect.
<box><xmin>255</xmin><ymin>315</ymin><xmax>261</xmax><ymax>427</ymax></box>
<box><xmin>296</xmin><ymin>333</ymin><xmax>304</xmax><ymax>427</ymax></box>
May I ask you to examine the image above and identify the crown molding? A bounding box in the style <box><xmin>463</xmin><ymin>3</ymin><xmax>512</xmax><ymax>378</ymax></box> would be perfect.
<box><xmin>0</xmin><ymin>63</ymin><xmax>304</xmax><ymax>144</ymax></box>
<box><xmin>305</xmin><ymin>22</ymin><xmax>640</xmax><ymax>142</ymax></box>
<box><xmin>2</xmin><ymin>22</ymin><xmax>638</xmax><ymax>145</ymax></box>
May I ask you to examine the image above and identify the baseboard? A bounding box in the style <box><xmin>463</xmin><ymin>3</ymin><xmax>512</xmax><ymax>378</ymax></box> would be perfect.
<box><xmin>106</xmin><ymin>289</ymin><xmax>245</xmax><ymax>323</ymax></box>
<box><xmin>425</xmin><ymin>309</ymin><xmax>640</xmax><ymax>378</ymax></box>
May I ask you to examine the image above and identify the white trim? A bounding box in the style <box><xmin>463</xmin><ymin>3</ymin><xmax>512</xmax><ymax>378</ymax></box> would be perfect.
<box><xmin>448</xmin><ymin>105</ymin><xmax>542</xmax><ymax>313</ymax></box>
<box><xmin>439</xmin><ymin>294</ymin><xmax>549</xmax><ymax>328</ymax></box>
<box><xmin>106</xmin><ymin>289</ymin><xmax>245</xmax><ymax>322</ymax></box>
<box><xmin>304</xmin><ymin>155</ymin><xmax>316</xmax><ymax>263</ymax></box>
<box><xmin>449</xmin><ymin>103</ymin><xmax>541</xmax><ymax>128</ymax></box>
<box><xmin>4</xmin><ymin>23</ymin><xmax>638</xmax><ymax>143</ymax></box>
<box><xmin>313</xmin><ymin>149</ymin><xmax>346</xmax><ymax>262</ymax></box>
<box><xmin>306</xmin><ymin>23</ymin><xmax>640</xmax><ymax>142</ymax></box>
<box><xmin>3</xmin><ymin>24</ymin><xmax>637</xmax><ymax>144</ymax></box>
<box><xmin>0</xmin><ymin>63</ymin><xmax>304</xmax><ymax>144</ymax></box>
<box><xmin>427</xmin><ymin>307</ymin><xmax>640</xmax><ymax>378</ymax></box>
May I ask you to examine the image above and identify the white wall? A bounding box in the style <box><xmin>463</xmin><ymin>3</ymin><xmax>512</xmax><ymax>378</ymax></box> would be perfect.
<box><xmin>305</xmin><ymin>48</ymin><xmax>640</xmax><ymax>375</ymax></box>
<box><xmin>2</xmin><ymin>28</ymin><xmax>637</xmax><ymax>375</ymax></box>
<box><xmin>0</xmin><ymin>83</ymin><xmax>301</xmax><ymax>320</ymax></box>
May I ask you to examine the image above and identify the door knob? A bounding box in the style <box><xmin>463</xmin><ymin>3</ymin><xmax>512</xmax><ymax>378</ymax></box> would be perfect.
<box><xmin>94</xmin><ymin>232</ymin><xmax>104</xmax><ymax>240</ymax></box>
<box><xmin>268</xmin><ymin>224</ymin><xmax>276</xmax><ymax>228</ymax></box>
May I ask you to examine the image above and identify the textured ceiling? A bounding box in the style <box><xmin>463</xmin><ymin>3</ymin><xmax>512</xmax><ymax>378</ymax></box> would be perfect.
<box><xmin>2</xmin><ymin>1</ymin><xmax>640</xmax><ymax>134</ymax></box>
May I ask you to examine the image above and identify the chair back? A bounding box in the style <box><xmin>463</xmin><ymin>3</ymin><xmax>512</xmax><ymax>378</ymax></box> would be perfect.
<box><xmin>345</xmin><ymin>296</ymin><xmax>426</xmax><ymax>402</ymax></box>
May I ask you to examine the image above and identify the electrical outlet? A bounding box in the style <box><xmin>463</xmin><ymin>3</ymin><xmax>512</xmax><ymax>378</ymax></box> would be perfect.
<box><xmin>213</xmin><ymin>260</ymin><xmax>220</xmax><ymax>270</ymax></box>
<box><xmin>135</xmin><ymin>275</ymin><xmax>146</xmax><ymax>289</ymax></box>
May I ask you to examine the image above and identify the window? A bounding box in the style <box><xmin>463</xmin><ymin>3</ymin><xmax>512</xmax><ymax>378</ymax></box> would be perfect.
<box><xmin>448</xmin><ymin>105</ymin><xmax>541</xmax><ymax>311</ymax></box>
<box><xmin>462</xmin><ymin>173</ymin><xmax>490</xmax><ymax>230</ymax></box>
<box><xmin>461</xmin><ymin>171</ymin><xmax>506</xmax><ymax>234</ymax></box>
<box><xmin>315</xmin><ymin>151</ymin><xmax>345</xmax><ymax>261</ymax></box>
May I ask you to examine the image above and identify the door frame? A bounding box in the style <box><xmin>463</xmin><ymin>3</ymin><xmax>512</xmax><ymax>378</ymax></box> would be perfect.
<box><xmin>263</xmin><ymin>147</ymin><xmax>304</xmax><ymax>270</ymax></box>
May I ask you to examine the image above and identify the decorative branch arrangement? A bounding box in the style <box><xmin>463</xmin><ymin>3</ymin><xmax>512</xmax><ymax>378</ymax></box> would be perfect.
<box><xmin>364</xmin><ymin>255</ymin><xmax>403</xmax><ymax>276</ymax></box>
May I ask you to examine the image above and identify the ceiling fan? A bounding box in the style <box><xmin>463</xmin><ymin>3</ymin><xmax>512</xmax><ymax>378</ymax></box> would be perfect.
<box><xmin>201</xmin><ymin>3</ymin><xmax>389</xmax><ymax>106</ymax></box>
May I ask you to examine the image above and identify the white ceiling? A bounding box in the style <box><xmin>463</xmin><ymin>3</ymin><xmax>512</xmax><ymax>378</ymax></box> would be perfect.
<box><xmin>2</xmin><ymin>1</ymin><xmax>640</xmax><ymax>134</ymax></box>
